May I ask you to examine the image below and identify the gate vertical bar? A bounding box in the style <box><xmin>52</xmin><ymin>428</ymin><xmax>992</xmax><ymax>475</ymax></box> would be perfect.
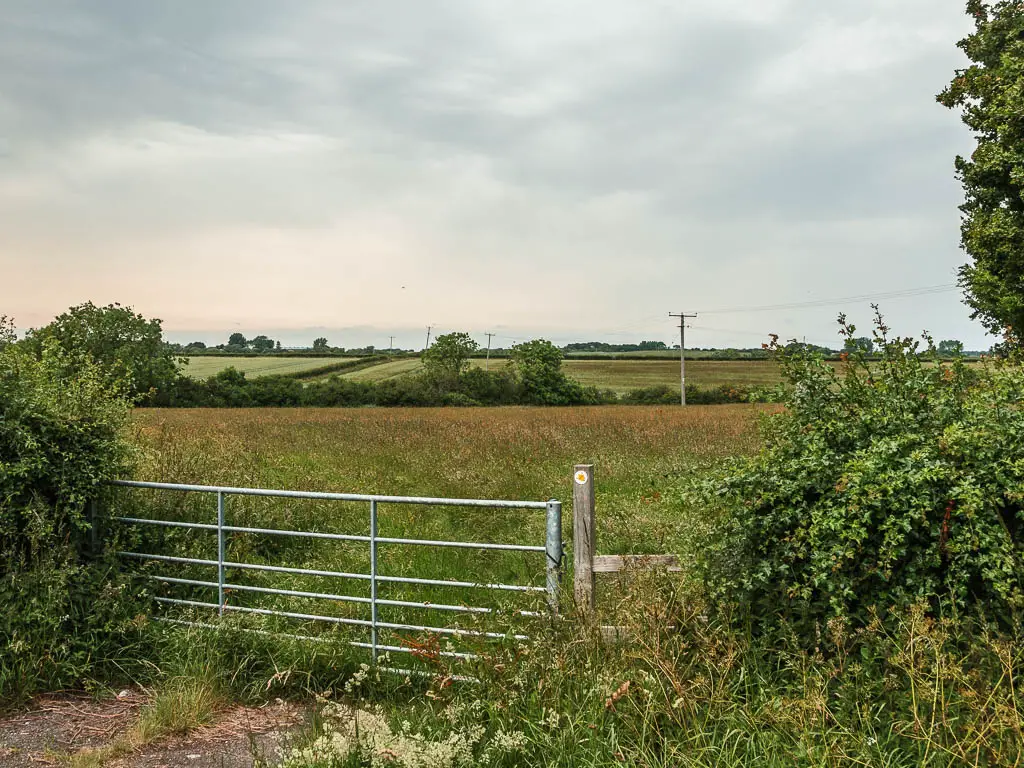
<box><xmin>217</xmin><ymin>491</ymin><xmax>225</xmax><ymax>616</ymax></box>
<box><xmin>545</xmin><ymin>500</ymin><xmax>563</xmax><ymax>613</ymax></box>
<box><xmin>369</xmin><ymin>500</ymin><xmax>379</xmax><ymax>662</ymax></box>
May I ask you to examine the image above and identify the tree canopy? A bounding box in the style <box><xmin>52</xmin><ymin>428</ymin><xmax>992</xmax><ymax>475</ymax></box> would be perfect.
<box><xmin>939</xmin><ymin>1</ymin><xmax>1024</xmax><ymax>341</ymax></box>
<box><xmin>422</xmin><ymin>332</ymin><xmax>478</xmax><ymax>384</ymax></box>
<box><xmin>24</xmin><ymin>302</ymin><xmax>180</xmax><ymax>400</ymax></box>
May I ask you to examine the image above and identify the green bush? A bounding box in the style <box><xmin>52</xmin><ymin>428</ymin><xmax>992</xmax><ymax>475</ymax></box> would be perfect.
<box><xmin>689</xmin><ymin>310</ymin><xmax>1024</xmax><ymax>638</ymax></box>
<box><xmin>0</xmin><ymin>326</ymin><xmax>149</xmax><ymax>703</ymax></box>
<box><xmin>622</xmin><ymin>384</ymin><xmax>754</xmax><ymax>405</ymax></box>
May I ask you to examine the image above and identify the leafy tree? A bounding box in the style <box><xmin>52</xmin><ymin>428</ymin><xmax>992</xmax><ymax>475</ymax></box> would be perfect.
<box><xmin>24</xmin><ymin>302</ymin><xmax>180</xmax><ymax>400</ymax></box>
<box><xmin>313</xmin><ymin>337</ymin><xmax>329</xmax><ymax>352</ymax></box>
<box><xmin>938</xmin><ymin>339</ymin><xmax>964</xmax><ymax>356</ymax></box>
<box><xmin>938</xmin><ymin>1</ymin><xmax>1024</xmax><ymax>340</ymax></box>
<box><xmin>843</xmin><ymin>336</ymin><xmax>874</xmax><ymax>354</ymax></box>
<box><xmin>1</xmin><ymin>333</ymin><xmax>143</xmax><ymax>700</ymax></box>
<box><xmin>185</xmin><ymin>341</ymin><xmax>207</xmax><ymax>351</ymax></box>
<box><xmin>422</xmin><ymin>332</ymin><xmax>478</xmax><ymax>384</ymax></box>
<box><xmin>509</xmin><ymin>339</ymin><xmax>586</xmax><ymax>405</ymax></box>
<box><xmin>0</xmin><ymin>315</ymin><xmax>14</xmax><ymax>348</ymax></box>
<box><xmin>228</xmin><ymin>332</ymin><xmax>248</xmax><ymax>347</ymax></box>
<box><xmin>250</xmin><ymin>335</ymin><xmax>275</xmax><ymax>352</ymax></box>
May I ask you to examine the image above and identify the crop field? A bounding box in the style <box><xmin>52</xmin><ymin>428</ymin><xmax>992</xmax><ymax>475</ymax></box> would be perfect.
<box><xmin>182</xmin><ymin>356</ymin><xmax>350</xmax><ymax>379</ymax></box>
<box><xmin>336</xmin><ymin>357</ymin><xmax>789</xmax><ymax>391</ymax></box>
<box><xmin>338</xmin><ymin>357</ymin><xmax>422</xmax><ymax>381</ymax></box>
<box><xmin>180</xmin><ymin>355</ymin><xmax>792</xmax><ymax>390</ymax></box>
<box><xmin>123</xmin><ymin>405</ymin><xmax>766</xmax><ymax>667</ymax></box>
<box><xmin>559</xmin><ymin>358</ymin><xmax>787</xmax><ymax>391</ymax></box>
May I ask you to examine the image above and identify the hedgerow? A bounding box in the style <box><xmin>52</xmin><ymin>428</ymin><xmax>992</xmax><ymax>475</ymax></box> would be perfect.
<box><xmin>688</xmin><ymin>309</ymin><xmax>1024</xmax><ymax>638</ymax></box>
<box><xmin>0</xmin><ymin>319</ymin><xmax>149</xmax><ymax>703</ymax></box>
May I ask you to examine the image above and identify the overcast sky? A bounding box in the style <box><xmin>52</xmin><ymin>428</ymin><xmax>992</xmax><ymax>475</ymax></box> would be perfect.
<box><xmin>0</xmin><ymin>1</ymin><xmax>985</xmax><ymax>349</ymax></box>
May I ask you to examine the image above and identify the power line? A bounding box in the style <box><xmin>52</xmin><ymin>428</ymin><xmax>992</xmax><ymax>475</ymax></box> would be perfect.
<box><xmin>689</xmin><ymin>324</ymin><xmax>838</xmax><ymax>349</ymax></box>
<box><xmin>696</xmin><ymin>283</ymin><xmax>958</xmax><ymax>315</ymax></box>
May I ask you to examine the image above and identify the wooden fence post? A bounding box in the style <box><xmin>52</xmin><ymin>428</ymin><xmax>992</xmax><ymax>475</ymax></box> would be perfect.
<box><xmin>573</xmin><ymin>464</ymin><xmax>596</xmax><ymax>613</ymax></box>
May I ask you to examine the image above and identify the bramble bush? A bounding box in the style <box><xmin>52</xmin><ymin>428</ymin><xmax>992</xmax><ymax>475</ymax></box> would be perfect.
<box><xmin>689</xmin><ymin>309</ymin><xmax>1024</xmax><ymax>638</ymax></box>
<box><xmin>0</xmin><ymin>317</ymin><xmax>150</xmax><ymax>703</ymax></box>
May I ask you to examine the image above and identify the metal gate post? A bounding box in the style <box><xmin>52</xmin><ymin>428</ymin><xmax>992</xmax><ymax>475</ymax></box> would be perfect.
<box><xmin>217</xmin><ymin>491</ymin><xmax>225</xmax><ymax>617</ymax></box>
<box><xmin>370</xmin><ymin>500</ymin><xmax>379</xmax><ymax>662</ymax></box>
<box><xmin>545</xmin><ymin>500</ymin><xmax>563</xmax><ymax>613</ymax></box>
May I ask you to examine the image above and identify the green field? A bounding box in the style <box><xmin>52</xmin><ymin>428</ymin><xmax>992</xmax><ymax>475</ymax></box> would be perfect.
<box><xmin>338</xmin><ymin>357</ymin><xmax>423</xmax><ymax>382</ymax></box>
<box><xmin>63</xmin><ymin>403</ymin><xmax>1020</xmax><ymax>765</ymax></box>
<box><xmin>181</xmin><ymin>355</ymin><xmax>788</xmax><ymax>391</ymax></box>
<box><xmin>335</xmin><ymin>357</ymin><xmax>786</xmax><ymax>391</ymax></box>
<box><xmin>182</xmin><ymin>356</ymin><xmax>351</xmax><ymax>379</ymax></box>
<box><xmin>559</xmin><ymin>358</ymin><xmax>785</xmax><ymax>392</ymax></box>
<box><xmin>125</xmin><ymin>404</ymin><xmax>763</xmax><ymax>657</ymax></box>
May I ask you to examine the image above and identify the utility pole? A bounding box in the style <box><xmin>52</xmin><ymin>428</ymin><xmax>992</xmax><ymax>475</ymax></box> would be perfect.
<box><xmin>424</xmin><ymin>326</ymin><xmax>432</xmax><ymax>351</ymax></box>
<box><xmin>485</xmin><ymin>332</ymin><xmax>495</xmax><ymax>370</ymax></box>
<box><xmin>388</xmin><ymin>336</ymin><xmax>395</xmax><ymax>356</ymax></box>
<box><xmin>669</xmin><ymin>312</ymin><xmax>698</xmax><ymax>406</ymax></box>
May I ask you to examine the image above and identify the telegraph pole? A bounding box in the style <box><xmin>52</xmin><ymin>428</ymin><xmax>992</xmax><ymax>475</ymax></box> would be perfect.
<box><xmin>388</xmin><ymin>336</ymin><xmax>395</xmax><ymax>355</ymax></box>
<box><xmin>484</xmin><ymin>332</ymin><xmax>495</xmax><ymax>370</ymax></box>
<box><xmin>424</xmin><ymin>326</ymin><xmax>432</xmax><ymax>351</ymax></box>
<box><xmin>669</xmin><ymin>312</ymin><xmax>697</xmax><ymax>405</ymax></box>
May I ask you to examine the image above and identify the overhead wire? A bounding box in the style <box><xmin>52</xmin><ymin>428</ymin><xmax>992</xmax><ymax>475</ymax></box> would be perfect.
<box><xmin>696</xmin><ymin>283</ymin><xmax>958</xmax><ymax>315</ymax></box>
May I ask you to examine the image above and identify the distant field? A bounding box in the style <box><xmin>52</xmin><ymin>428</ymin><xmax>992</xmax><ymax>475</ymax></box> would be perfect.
<box><xmin>182</xmin><ymin>356</ymin><xmax>352</xmax><ymax>379</ymax></box>
<box><xmin>181</xmin><ymin>355</ymin><xmax>822</xmax><ymax>392</ymax></box>
<box><xmin>337</xmin><ymin>357</ymin><xmax>787</xmax><ymax>392</ymax></box>
<box><xmin>559</xmin><ymin>359</ymin><xmax>786</xmax><ymax>392</ymax></box>
<box><xmin>340</xmin><ymin>358</ymin><xmax>423</xmax><ymax>381</ymax></box>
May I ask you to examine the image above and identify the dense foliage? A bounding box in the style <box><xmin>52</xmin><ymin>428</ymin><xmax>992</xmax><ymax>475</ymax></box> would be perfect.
<box><xmin>939</xmin><ymin>0</ymin><xmax>1024</xmax><ymax>340</ymax></box>
<box><xmin>154</xmin><ymin>361</ymin><xmax>611</xmax><ymax>408</ymax></box>
<box><xmin>0</xmin><ymin>319</ymin><xmax>147</xmax><ymax>702</ymax></box>
<box><xmin>23</xmin><ymin>302</ymin><xmax>180</xmax><ymax>400</ymax></box>
<box><xmin>152</xmin><ymin>368</ymin><xmax>752</xmax><ymax>408</ymax></box>
<box><xmin>509</xmin><ymin>339</ymin><xmax>592</xmax><ymax>405</ymax></box>
<box><xmin>422</xmin><ymin>332</ymin><xmax>478</xmax><ymax>387</ymax></box>
<box><xmin>690</xmin><ymin>311</ymin><xmax>1024</xmax><ymax>638</ymax></box>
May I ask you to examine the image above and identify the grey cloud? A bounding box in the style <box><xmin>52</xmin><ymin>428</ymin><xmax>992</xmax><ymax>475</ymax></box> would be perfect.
<box><xmin>0</xmin><ymin>0</ymin><xmax>987</xmax><ymax>346</ymax></box>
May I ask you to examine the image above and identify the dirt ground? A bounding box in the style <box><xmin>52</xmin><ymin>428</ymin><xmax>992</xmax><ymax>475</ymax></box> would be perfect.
<box><xmin>0</xmin><ymin>693</ymin><xmax>306</xmax><ymax>767</ymax></box>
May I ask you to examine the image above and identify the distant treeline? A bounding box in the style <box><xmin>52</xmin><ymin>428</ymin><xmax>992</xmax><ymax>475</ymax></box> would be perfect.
<box><xmin>168</xmin><ymin>334</ymin><xmax>989</xmax><ymax>361</ymax></box>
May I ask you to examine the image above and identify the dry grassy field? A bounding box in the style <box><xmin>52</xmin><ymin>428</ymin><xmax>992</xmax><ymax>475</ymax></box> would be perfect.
<box><xmin>132</xmin><ymin>405</ymin><xmax>764</xmax><ymax>544</ymax></box>
<box><xmin>122</xmin><ymin>405</ymin><xmax>766</xmax><ymax>668</ymax></box>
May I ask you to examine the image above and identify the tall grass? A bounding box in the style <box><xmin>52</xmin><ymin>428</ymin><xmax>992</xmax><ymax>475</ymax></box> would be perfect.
<box><xmin>116</xmin><ymin>406</ymin><xmax>764</xmax><ymax>678</ymax></box>
<box><xmin>52</xmin><ymin>405</ymin><xmax>1024</xmax><ymax>764</ymax></box>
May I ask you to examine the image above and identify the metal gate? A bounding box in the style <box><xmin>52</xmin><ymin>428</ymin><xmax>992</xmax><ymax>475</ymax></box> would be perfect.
<box><xmin>109</xmin><ymin>480</ymin><xmax>563</xmax><ymax>667</ymax></box>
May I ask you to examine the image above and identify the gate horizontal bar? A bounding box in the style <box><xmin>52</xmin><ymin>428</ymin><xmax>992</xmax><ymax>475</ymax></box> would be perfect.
<box><xmin>118</xmin><ymin>517</ymin><xmax>218</xmax><ymax>531</ymax></box>
<box><xmin>111</xmin><ymin>479</ymin><xmax>549</xmax><ymax>509</ymax></box>
<box><xmin>377</xmin><ymin>575</ymin><xmax>545</xmax><ymax>593</ymax></box>
<box><xmin>121</xmin><ymin>552</ymin><xmax>542</xmax><ymax>593</ymax></box>
<box><xmin>154</xmin><ymin>617</ymin><xmax>478</xmax><ymax>661</ymax></box>
<box><xmin>119</xmin><ymin>518</ymin><xmax>544</xmax><ymax>552</ymax></box>
<box><xmin>121</xmin><ymin>552</ymin><xmax>220</xmax><ymax>567</ymax></box>
<box><xmin>376</xmin><ymin>620</ymin><xmax>529</xmax><ymax>641</ymax></box>
<box><xmin>375</xmin><ymin>536</ymin><xmax>544</xmax><ymax>552</ymax></box>
<box><xmin>147</xmin><ymin>574</ymin><xmax>541</xmax><ymax>617</ymax></box>
<box><xmin>154</xmin><ymin>598</ymin><xmax>528</xmax><ymax>640</ymax></box>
